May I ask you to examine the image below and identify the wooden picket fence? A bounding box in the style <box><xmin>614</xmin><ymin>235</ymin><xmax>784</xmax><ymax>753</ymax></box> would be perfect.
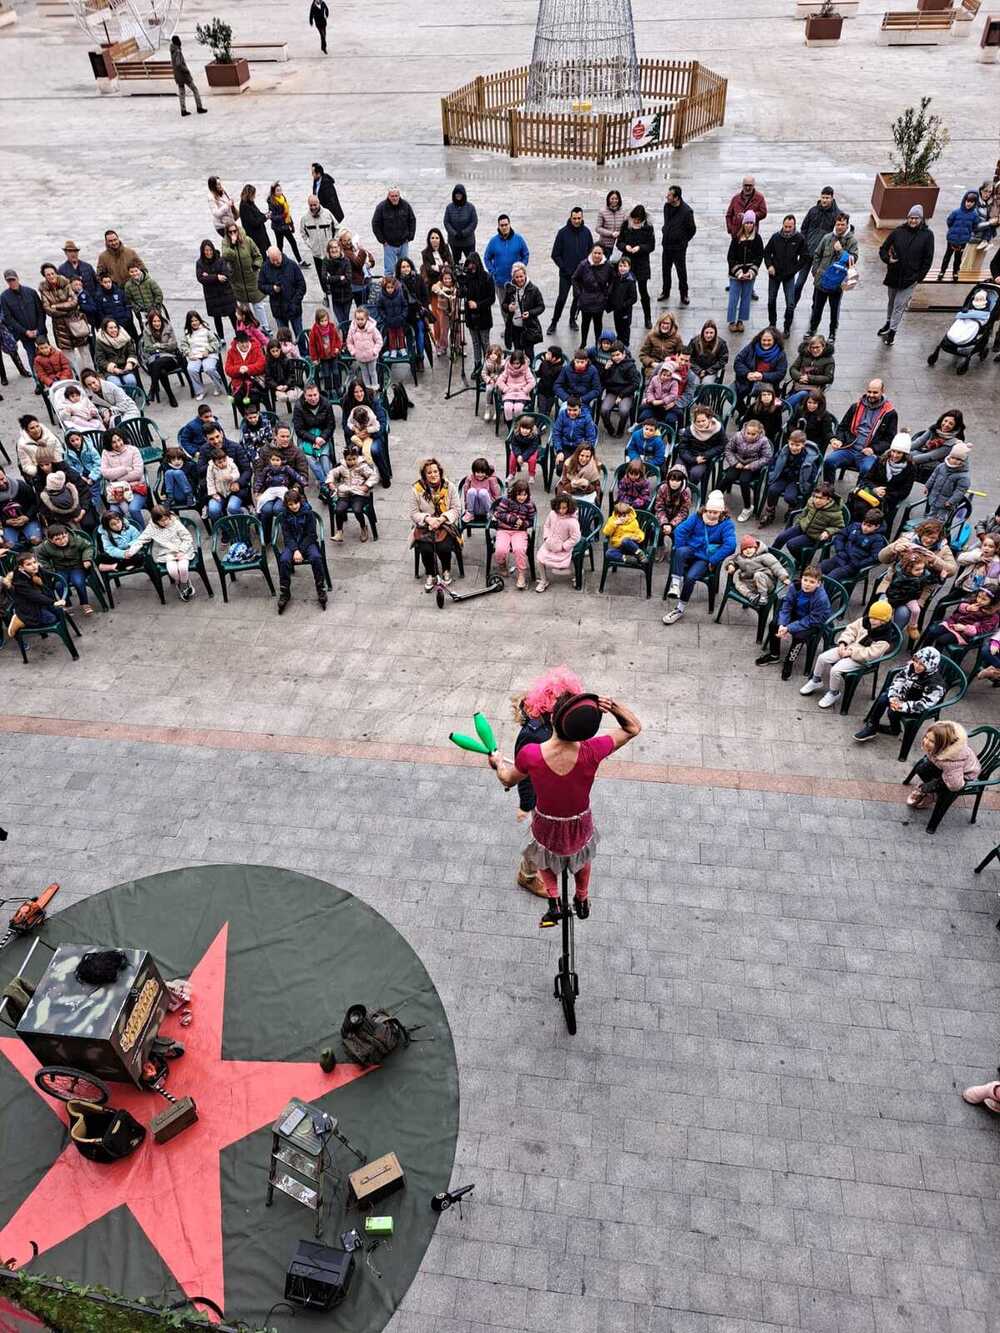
<box><xmin>441</xmin><ymin>60</ymin><xmax>726</xmax><ymax>163</ymax></box>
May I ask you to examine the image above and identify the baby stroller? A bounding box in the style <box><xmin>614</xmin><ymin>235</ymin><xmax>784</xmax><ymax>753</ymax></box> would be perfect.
<box><xmin>926</xmin><ymin>281</ymin><xmax>1000</xmax><ymax>376</ymax></box>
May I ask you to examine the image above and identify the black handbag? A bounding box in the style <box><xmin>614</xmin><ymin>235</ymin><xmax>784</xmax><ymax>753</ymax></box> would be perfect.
<box><xmin>67</xmin><ymin>1099</ymin><xmax>146</xmax><ymax>1163</ymax></box>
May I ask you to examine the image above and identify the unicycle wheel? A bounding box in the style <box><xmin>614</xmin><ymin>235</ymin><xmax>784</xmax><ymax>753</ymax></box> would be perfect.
<box><xmin>435</xmin><ymin>587</ymin><xmax>446</xmax><ymax>609</ymax></box>
<box><xmin>34</xmin><ymin>1066</ymin><xmax>112</xmax><ymax>1105</ymax></box>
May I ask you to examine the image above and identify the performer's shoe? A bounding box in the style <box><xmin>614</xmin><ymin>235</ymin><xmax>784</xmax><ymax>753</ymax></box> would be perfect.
<box><xmin>539</xmin><ymin>902</ymin><xmax>562</xmax><ymax>928</ymax></box>
<box><xmin>573</xmin><ymin>895</ymin><xmax>590</xmax><ymax>920</ymax></box>
<box><xmin>517</xmin><ymin>862</ymin><xmax>549</xmax><ymax>897</ymax></box>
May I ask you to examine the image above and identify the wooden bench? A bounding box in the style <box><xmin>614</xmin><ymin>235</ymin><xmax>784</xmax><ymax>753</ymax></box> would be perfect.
<box><xmin>230</xmin><ymin>41</ymin><xmax>288</xmax><ymax>62</ymax></box>
<box><xmin>879</xmin><ymin>9</ymin><xmax>956</xmax><ymax>41</ymax></box>
<box><xmin>113</xmin><ymin>59</ymin><xmax>177</xmax><ymax>95</ymax></box>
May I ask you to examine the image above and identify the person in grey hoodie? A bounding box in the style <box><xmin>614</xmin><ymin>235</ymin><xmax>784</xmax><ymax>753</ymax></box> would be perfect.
<box><xmin>923</xmin><ymin>444</ymin><xmax>971</xmax><ymax>523</ymax></box>
<box><xmin>444</xmin><ymin>184</ymin><xmax>478</xmax><ymax>265</ymax></box>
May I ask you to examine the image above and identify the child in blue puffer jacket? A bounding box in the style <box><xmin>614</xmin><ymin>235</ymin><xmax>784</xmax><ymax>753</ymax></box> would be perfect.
<box><xmin>756</xmin><ymin>564</ymin><xmax>832</xmax><ymax>680</ymax></box>
<box><xmin>819</xmin><ymin>508</ymin><xmax>886</xmax><ymax>586</ymax></box>
<box><xmin>938</xmin><ymin>190</ymin><xmax>981</xmax><ymax>282</ymax></box>
<box><xmin>552</xmin><ymin>398</ymin><xmax>597</xmax><ymax>463</ymax></box>
<box><xmin>554</xmin><ymin>350</ymin><xmax>601</xmax><ymax>415</ymax></box>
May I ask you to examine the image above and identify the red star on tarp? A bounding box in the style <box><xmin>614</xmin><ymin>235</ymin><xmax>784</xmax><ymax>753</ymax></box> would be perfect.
<box><xmin>0</xmin><ymin>924</ymin><xmax>371</xmax><ymax>1318</ymax></box>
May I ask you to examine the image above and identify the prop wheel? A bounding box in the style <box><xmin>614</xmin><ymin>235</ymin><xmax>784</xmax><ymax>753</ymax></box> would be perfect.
<box><xmin>34</xmin><ymin>1066</ymin><xmax>111</xmax><ymax>1105</ymax></box>
<box><xmin>435</xmin><ymin>587</ymin><xmax>446</xmax><ymax>609</ymax></box>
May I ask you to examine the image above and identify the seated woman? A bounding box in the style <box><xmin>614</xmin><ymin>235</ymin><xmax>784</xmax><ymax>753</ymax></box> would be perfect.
<box><xmin>686</xmin><ymin>319</ymin><xmax>728</xmax><ymax>384</ymax></box>
<box><xmin>662</xmin><ymin>490</ymin><xmax>737</xmax><ymax>624</ymax></box>
<box><xmin>556</xmin><ymin>444</ymin><xmax>602</xmax><ymax>507</ymax></box>
<box><xmin>99</xmin><ymin>426</ymin><xmax>149</xmax><ymax>524</ymax></box>
<box><xmin>224</xmin><ymin>328</ymin><xmax>267</xmax><ymax>410</ymax></box>
<box><xmin>16</xmin><ymin>414</ymin><xmax>63</xmax><ymax>479</ymax></box>
<box><xmin>79</xmin><ymin>367</ymin><xmax>139</xmax><ymax>423</ymax></box>
<box><xmin>674</xmin><ymin>405</ymin><xmax>726</xmax><ymax>495</ymax></box>
<box><xmin>535</xmin><ymin>494</ymin><xmax>581</xmax><ymax>593</ymax></box>
<box><xmin>787</xmin><ymin>333</ymin><xmax>835</xmax><ymax>399</ymax></box>
<box><xmin>1</xmin><ymin>550</ymin><xmax>66</xmax><ymax>630</ymax></box>
<box><xmin>800</xmin><ymin>598</ymin><xmax>895</xmax><ymax>709</ymax></box>
<box><xmin>342</xmin><ymin>378</ymin><xmax>390</xmax><ymax>487</ymax></box>
<box><xmin>909</xmin><ymin>409</ymin><xmax>966</xmax><ymax>483</ymax></box>
<box><xmin>139</xmin><ymin>309</ymin><xmax>183</xmax><ymax>408</ymax></box>
<box><xmin>732</xmin><ymin>327</ymin><xmax>787</xmax><ymax>403</ymax></box>
<box><xmin>905</xmin><ymin>720</ymin><xmax>981</xmax><ymax>810</ymax></box>
<box><xmin>786</xmin><ymin>388</ymin><xmax>837</xmax><ymax>455</ymax></box>
<box><xmin>410</xmin><ymin>457</ymin><xmax>462</xmax><ymax>591</ymax></box>
<box><xmin>851</xmin><ymin>434</ymin><xmax>914</xmax><ymax>527</ymax></box>
<box><xmin>181</xmin><ymin>311</ymin><xmax>226</xmax><ymax>399</ymax></box>
<box><xmin>94</xmin><ymin>318</ymin><xmax>140</xmax><ymax>391</ymax></box>
<box><xmin>638</xmin><ymin>312</ymin><xmax>683</xmax><ymax>381</ymax></box>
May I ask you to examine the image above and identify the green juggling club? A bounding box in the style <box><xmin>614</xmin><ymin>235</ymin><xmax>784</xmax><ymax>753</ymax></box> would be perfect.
<box><xmin>449</xmin><ymin>731</ymin><xmax>490</xmax><ymax>754</ymax></box>
<box><xmin>448</xmin><ymin>712</ymin><xmax>498</xmax><ymax>755</ymax></box>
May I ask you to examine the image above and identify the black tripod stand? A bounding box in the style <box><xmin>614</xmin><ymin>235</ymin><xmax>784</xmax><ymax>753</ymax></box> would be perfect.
<box><xmin>552</xmin><ymin>867</ymin><xmax>579</xmax><ymax>1034</ymax></box>
<box><xmin>444</xmin><ymin>284</ymin><xmax>474</xmax><ymax>403</ymax></box>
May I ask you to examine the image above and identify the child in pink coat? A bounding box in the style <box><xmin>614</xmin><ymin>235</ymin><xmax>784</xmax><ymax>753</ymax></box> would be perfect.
<box><xmin>346</xmin><ymin>308</ymin><xmax>383</xmax><ymax>389</ymax></box>
<box><xmin>495</xmin><ymin>350</ymin><xmax>536</xmax><ymax>424</ymax></box>
<box><xmin>536</xmin><ymin>494</ymin><xmax>581</xmax><ymax>592</ymax></box>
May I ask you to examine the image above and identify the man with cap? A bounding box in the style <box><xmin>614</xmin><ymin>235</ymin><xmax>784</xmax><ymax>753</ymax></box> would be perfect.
<box><xmin>486</xmin><ymin>676</ymin><xmax>642</xmax><ymax>929</ymax></box>
<box><xmin>57</xmin><ymin>242</ymin><xmax>98</xmax><ymax>302</ymax></box>
<box><xmin>877</xmin><ymin>205</ymin><xmax>934</xmax><ymax>345</ymax></box>
<box><xmin>1</xmin><ymin>270</ymin><xmax>45</xmax><ymax>366</ymax></box>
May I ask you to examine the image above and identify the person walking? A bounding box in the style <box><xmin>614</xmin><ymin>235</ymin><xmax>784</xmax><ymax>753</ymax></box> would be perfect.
<box><xmin>169</xmin><ymin>35</ymin><xmax>207</xmax><ymax>117</ymax></box>
<box><xmin>658</xmin><ymin>185</ymin><xmax>696</xmax><ymax>306</ymax></box>
<box><xmin>310</xmin><ymin>163</ymin><xmax>344</xmax><ymax>224</ymax></box>
<box><xmin>308</xmin><ymin>0</ymin><xmax>329</xmax><ymax>52</ymax></box>
<box><xmin>877</xmin><ymin>205</ymin><xmax>934</xmax><ymax>346</ymax></box>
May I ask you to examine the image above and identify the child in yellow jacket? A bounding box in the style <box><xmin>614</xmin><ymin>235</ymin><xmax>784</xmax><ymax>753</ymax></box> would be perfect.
<box><xmin>603</xmin><ymin>502</ymin><xmax>645</xmax><ymax>562</ymax></box>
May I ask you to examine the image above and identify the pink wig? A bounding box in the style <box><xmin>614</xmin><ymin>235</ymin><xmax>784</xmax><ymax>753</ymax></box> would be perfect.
<box><xmin>523</xmin><ymin>665</ymin><xmax>585</xmax><ymax>718</ymax></box>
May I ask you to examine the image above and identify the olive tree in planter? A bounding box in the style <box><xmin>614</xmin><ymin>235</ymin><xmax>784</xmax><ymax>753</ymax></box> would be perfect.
<box><xmin>804</xmin><ymin>0</ymin><xmax>844</xmax><ymax>44</ymax></box>
<box><xmin>870</xmin><ymin>97</ymin><xmax>948</xmax><ymax>226</ymax></box>
<box><xmin>196</xmin><ymin>17</ymin><xmax>250</xmax><ymax>93</ymax></box>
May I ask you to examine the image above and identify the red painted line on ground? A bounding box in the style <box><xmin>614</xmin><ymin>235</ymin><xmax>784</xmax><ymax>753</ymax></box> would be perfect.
<box><xmin>4</xmin><ymin>713</ymin><xmax>994</xmax><ymax>812</ymax></box>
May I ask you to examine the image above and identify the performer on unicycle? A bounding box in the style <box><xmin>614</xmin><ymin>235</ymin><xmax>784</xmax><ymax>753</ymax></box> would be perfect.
<box><xmin>488</xmin><ymin>673</ymin><xmax>641</xmax><ymax>928</ymax></box>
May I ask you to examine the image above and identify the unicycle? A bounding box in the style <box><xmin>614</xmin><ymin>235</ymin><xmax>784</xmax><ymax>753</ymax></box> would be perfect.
<box><xmin>553</xmin><ymin>867</ymin><xmax>579</xmax><ymax>1035</ymax></box>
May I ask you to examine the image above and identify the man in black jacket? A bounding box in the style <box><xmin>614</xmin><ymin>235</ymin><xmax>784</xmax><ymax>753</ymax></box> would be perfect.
<box><xmin>1</xmin><ymin>271</ymin><xmax>45</xmax><ymax>366</ymax></box>
<box><xmin>546</xmin><ymin>207</ymin><xmax>592</xmax><ymax>334</ymax></box>
<box><xmin>877</xmin><ymin>205</ymin><xmax>934</xmax><ymax>345</ymax></box>
<box><xmin>763</xmin><ymin>215</ymin><xmax>808</xmax><ymax>335</ymax></box>
<box><xmin>657</xmin><ymin>186</ymin><xmax>696</xmax><ymax>305</ymax></box>
<box><xmin>308</xmin><ymin>1</ymin><xmax>329</xmax><ymax>53</ymax></box>
<box><xmin>371</xmin><ymin>187</ymin><xmax>416</xmax><ymax>279</ymax></box>
<box><xmin>310</xmin><ymin>162</ymin><xmax>343</xmax><ymax>223</ymax></box>
<box><xmin>794</xmin><ymin>186</ymin><xmax>838</xmax><ymax>305</ymax></box>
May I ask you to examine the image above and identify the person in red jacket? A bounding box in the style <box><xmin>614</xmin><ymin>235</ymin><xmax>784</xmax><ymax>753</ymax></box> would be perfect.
<box><xmin>224</xmin><ymin>329</ymin><xmax>266</xmax><ymax>410</ymax></box>
<box><xmin>308</xmin><ymin>306</ymin><xmax>343</xmax><ymax>396</ymax></box>
<box><xmin>725</xmin><ymin>176</ymin><xmax>768</xmax><ymax>238</ymax></box>
<box><xmin>31</xmin><ymin>339</ymin><xmax>75</xmax><ymax>388</ymax></box>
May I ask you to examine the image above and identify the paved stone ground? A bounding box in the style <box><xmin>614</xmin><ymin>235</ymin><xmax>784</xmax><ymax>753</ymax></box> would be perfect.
<box><xmin>2</xmin><ymin>0</ymin><xmax>1000</xmax><ymax>1328</ymax></box>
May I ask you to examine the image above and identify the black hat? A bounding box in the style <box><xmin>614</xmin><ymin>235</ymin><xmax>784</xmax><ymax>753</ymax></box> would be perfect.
<box><xmin>553</xmin><ymin>692</ymin><xmax>601</xmax><ymax>742</ymax></box>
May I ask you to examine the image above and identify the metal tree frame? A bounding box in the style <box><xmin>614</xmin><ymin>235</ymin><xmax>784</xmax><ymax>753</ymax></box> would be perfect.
<box><xmin>526</xmin><ymin>0</ymin><xmax>642</xmax><ymax>113</ymax></box>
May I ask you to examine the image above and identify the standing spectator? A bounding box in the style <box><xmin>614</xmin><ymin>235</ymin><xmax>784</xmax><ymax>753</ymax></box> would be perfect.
<box><xmin>310</xmin><ymin>163</ymin><xmax>343</xmax><ymax>224</ymax></box>
<box><xmin>658</xmin><ymin>185</ymin><xmax>696</xmax><ymax>306</ymax></box>
<box><xmin>321</xmin><ymin>238</ymin><xmax>353</xmax><ymax>328</ymax></box>
<box><xmin>546</xmin><ymin>207</ymin><xmax>592</xmax><ymax>334</ymax></box>
<box><xmin>123</xmin><ymin>262</ymin><xmax>163</xmax><ymax>322</ymax></box>
<box><xmin>239</xmin><ymin>184</ymin><xmax>272</xmax><ymax>259</ymax></box>
<box><xmin>259</xmin><ymin>247</ymin><xmax>307</xmax><ymax>347</ymax></box>
<box><xmin>222</xmin><ymin>223</ymin><xmax>270</xmax><ymax>331</ymax></box>
<box><xmin>97</xmin><ymin>231</ymin><xmax>144</xmax><ymax>287</ymax></box>
<box><xmin>207</xmin><ymin>177</ymin><xmax>237</xmax><ymax>236</ymax></box>
<box><xmin>444</xmin><ymin>184</ymin><xmax>478</xmax><ymax>264</ymax></box>
<box><xmin>300</xmin><ymin>196</ymin><xmax>336</xmax><ymax>285</ymax></box>
<box><xmin>1</xmin><ymin>269</ymin><xmax>45</xmax><ymax>366</ymax></box>
<box><xmin>794</xmin><ymin>186</ymin><xmax>839</xmax><ymax>307</ymax></box>
<box><xmin>196</xmin><ymin>239</ymin><xmax>238</xmax><ymax>339</ymax></box>
<box><xmin>57</xmin><ymin>241</ymin><xmax>98</xmax><ymax>303</ymax></box>
<box><xmin>937</xmin><ymin>189</ymin><xmax>980</xmax><ymax>281</ymax></box>
<box><xmin>484</xmin><ymin>215</ymin><xmax>530</xmax><ymax>305</ymax></box>
<box><xmin>501</xmin><ymin>263</ymin><xmax>545</xmax><ymax>355</ymax></box>
<box><xmin>617</xmin><ymin>205</ymin><xmax>655</xmax><ymax>331</ymax></box>
<box><xmin>268</xmin><ymin>183</ymin><xmax>307</xmax><ymax>265</ymax></box>
<box><xmin>571</xmin><ymin>246</ymin><xmax>615</xmax><ymax>348</ymax></box>
<box><xmin>606</xmin><ymin>256</ymin><xmax>638</xmax><ymax>346</ymax></box>
<box><xmin>308</xmin><ymin>0</ymin><xmax>329</xmax><ymax>53</ymax></box>
<box><xmin>763</xmin><ymin>215</ymin><xmax>807</xmax><ymax>337</ymax></box>
<box><xmin>338</xmin><ymin>230</ymin><xmax>374</xmax><ymax>309</ymax></box>
<box><xmin>726</xmin><ymin>215</ymin><xmax>764</xmax><ymax>333</ymax></box>
<box><xmin>169</xmin><ymin>35</ymin><xmax>207</xmax><ymax>116</ymax></box>
<box><xmin>94</xmin><ymin>271</ymin><xmax>137</xmax><ymax>339</ymax></box>
<box><xmin>345</xmin><ymin>307</ymin><xmax>383</xmax><ymax>388</ymax></box>
<box><xmin>39</xmin><ymin>264</ymin><xmax>89</xmax><ymax>373</ymax></box>
<box><xmin>725</xmin><ymin>176</ymin><xmax>767</xmax><ymax>238</ymax></box>
<box><xmin>371</xmin><ymin>186</ymin><xmax>417</xmax><ymax>278</ymax></box>
<box><xmin>878</xmin><ymin>205</ymin><xmax>934</xmax><ymax>345</ymax></box>
<box><xmin>595</xmin><ymin>190</ymin><xmax>626</xmax><ymax>258</ymax></box>
<box><xmin>808</xmin><ymin>212</ymin><xmax>858</xmax><ymax>343</ymax></box>
<box><xmin>458</xmin><ymin>252</ymin><xmax>493</xmax><ymax>369</ymax></box>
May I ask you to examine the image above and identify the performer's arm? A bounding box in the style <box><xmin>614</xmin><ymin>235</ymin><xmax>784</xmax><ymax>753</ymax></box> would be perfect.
<box><xmin>488</xmin><ymin>752</ymin><xmax>525</xmax><ymax>790</ymax></box>
<box><xmin>598</xmin><ymin>697</ymin><xmax>642</xmax><ymax>752</ymax></box>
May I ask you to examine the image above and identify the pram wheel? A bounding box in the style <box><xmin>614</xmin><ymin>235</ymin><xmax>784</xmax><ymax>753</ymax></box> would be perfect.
<box><xmin>956</xmin><ymin>361</ymin><xmax>969</xmax><ymax>377</ymax></box>
<box><xmin>926</xmin><ymin>350</ymin><xmax>939</xmax><ymax>366</ymax></box>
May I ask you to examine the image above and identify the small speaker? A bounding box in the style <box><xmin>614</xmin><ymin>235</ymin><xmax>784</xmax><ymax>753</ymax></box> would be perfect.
<box><xmin>284</xmin><ymin>1239</ymin><xmax>355</xmax><ymax>1310</ymax></box>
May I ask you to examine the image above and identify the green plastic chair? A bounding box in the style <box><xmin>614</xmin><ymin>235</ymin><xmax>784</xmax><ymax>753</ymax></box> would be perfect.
<box><xmin>145</xmin><ymin>516</ymin><xmax>215</xmax><ymax>604</ymax></box>
<box><xmin>878</xmin><ymin>656</ymin><xmax>969</xmax><ymax>762</ymax></box>
<box><xmin>66</xmin><ymin>527</ymin><xmax>111</xmax><ymax>612</ymax></box>
<box><xmin>903</xmin><ymin>724</ymin><xmax>1000</xmax><ymax>833</ymax></box>
<box><xmin>571</xmin><ymin>499</ymin><xmax>604</xmax><ymax>590</ymax></box>
<box><xmin>715</xmin><ymin>547</ymin><xmax>796</xmax><ymax>642</ymax></box>
<box><xmin>318</xmin><ymin>482</ymin><xmax>378</xmax><ymax>542</ymax></box>
<box><xmin>504</xmin><ymin>413</ymin><xmax>554</xmax><ymax>489</ymax></box>
<box><xmin>599</xmin><ymin>509</ymin><xmax>661</xmax><ymax>599</ymax></box>
<box><xmin>211</xmin><ymin>513</ymin><xmax>276</xmax><ymax>602</ymax></box>
<box><xmin>6</xmin><ymin>572</ymin><xmax>82</xmax><ymax>664</ymax></box>
<box><xmin>690</xmin><ymin>381</ymin><xmax>736</xmax><ymax>428</ymax></box>
<box><xmin>117</xmin><ymin>414</ymin><xmax>166</xmax><ymax>468</ymax></box>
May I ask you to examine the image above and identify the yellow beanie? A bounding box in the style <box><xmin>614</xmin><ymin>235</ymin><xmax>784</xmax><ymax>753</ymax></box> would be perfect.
<box><xmin>868</xmin><ymin>600</ymin><xmax>893</xmax><ymax>623</ymax></box>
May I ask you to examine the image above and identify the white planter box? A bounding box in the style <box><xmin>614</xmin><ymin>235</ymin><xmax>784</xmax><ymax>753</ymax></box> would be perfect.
<box><xmin>796</xmin><ymin>0</ymin><xmax>859</xmax><ymax>16</ymax></box>
<box><xmin>230</xmin><ymin>41</ymin><xmax>288</xmax><ymax>62</ymax></box>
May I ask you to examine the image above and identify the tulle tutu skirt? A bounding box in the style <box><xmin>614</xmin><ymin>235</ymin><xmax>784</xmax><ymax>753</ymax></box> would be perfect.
<box><xmin>523</xmin><ymin>809</ymin><xmax>597</xmax><ymax>875</ymax></box>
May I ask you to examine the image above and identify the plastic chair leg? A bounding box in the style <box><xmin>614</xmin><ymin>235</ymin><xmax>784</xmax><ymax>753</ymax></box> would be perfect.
<box><xmin>926</xmin><ymin>789</ymin><xmax>960</xmax><ymax>835</ymax></box>
<box><xmin>599</xmin><ymin>559</ymin><xmax>609</xmax><ymax>592</ymax></box>
<box><xmin>644</xmin><ymin>562</ymin><xmax>652</xmax><ymax>599</ymax></box>
<box><xmin>975</xmin><ymin>843</ymin><xmax>1000</xmax><ymax>874</ymax></box>
<box><xmin>196</xmin><ymin>562</ymin><xmax>215</xmax><ymax>598</ymax></box>
<box><xmin>897</xmin><ymin>722</ymin><xmax>919</xmax><ymax>763</ymax></box>
<box><xmin>213</xmin><ymin>556</ymin><xmax>230</xmax><ymax>603</ymax></box>
<box><xmin>260</xmin><ymin>553</ymin><xmax>276</xmax><ymax>597</ymax></box>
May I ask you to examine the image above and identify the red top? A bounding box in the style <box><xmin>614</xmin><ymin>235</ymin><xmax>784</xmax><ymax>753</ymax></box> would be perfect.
<box><xmin>516</xmin><ymin>734</ymin><xmax>615</xmax><ymax>818</ymax></box>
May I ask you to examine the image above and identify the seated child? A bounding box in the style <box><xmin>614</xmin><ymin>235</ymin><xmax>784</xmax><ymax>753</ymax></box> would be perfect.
<box><xmin>493</xmin><ymin>475</ymin><xmax>536</xmax><ymax>591</ymax></box>
<box><xmin>63</xmin><ymin>430</ymin><xmax>104</xmax><ymax>510</ymax></box>
<box><xmin>956</xmin><ymin>533</ymin><xmax>1000</xmax><ymax>593</ymax></box>
<box><xmin>325</xmin><ymin>442</ymin><xmax>377</xmax><ymax>542</ymax></box>
<box><xmin>508</xmin><ymin>414</ymin><xmax>543</xmax><ymax>481</ymax></box>
<box><xmin>37</xmin><ymin>522</ymin><xmax>95</xmax><ymax>615</ymax></box>
<box><xmin>206</xmin><ymin>448</ymin><xmax>244</xmax><ymax>520</ymax></box>
<box><xmin>614</xmin><ymin>459</ymin><xmax>652</xmax><ymax>512</ymax></box>
<box><xmin>883</xmin><ymin>548</ymin><xmax>938</xmax><ymax>638</ymax></box>
<box><xmin>905</xmin><ymin>719</ymin><xmax>982</xmax><ymax>809</ymax></box>
<box><xmin>800</xmin><ymin>599</ymin><xmax>895</xmax><ymax>710</ymax></box>
<box><xmin>922</xmin><ymin>589</ymin><xmax>1000</xmax><ymax>652</ymax></box>
<box><xmin>481</xmin><ymin>343</ymin><xmax>505</xmax><ymax>422</ymax></box>
<box><xmin>771</xmin><ymin>482</ymin><xmax>845</xmax><ymax>562</ymax></box>
<box><xmin>599</xmin><ymin>341</ymin><xmax>638</xmax><ymax>438</ymax></box>
<box><xmin>125</xmin><ymin>504</ymin><xmax>197</xmax><ymax>601</ymax></box>
<box><xmin>97</xmin><ymin>511</ymin><xmax>144</xmax><ymax>573</ymax></box>
<box><xmin>276</xmin><ymin>487</ymin><xmax>326</xmax><ymax>612</ymax></box>
<box><xmin>625</xmin><ymin>418</ymin><xmax>667</xmax><ymax>471</ymax></box>
<box><xmin>2</xmin><ymin>551</ymin><xmax>66</xmax><ymax>628</ymax></box>
<box><xmin>819</xmin><ymin>509</ymin><xmax>887</xmax><ymax>586</ymax></box>
<box><xmin>718</xmin><ymin>418</ymin><xmax>773</xmax><ymax>521</ymax></box>
<box><xmin>461</xmin><ymin>458</ymin><xmax>502</xmax><ymax>523</ymax></box>
<box><xmin>533</xmin><ymin>345</ymin><xmax>565</xmax><ymax>420</ymax></box>
<box><xmin>162</xmin><ymin>446</ymin><xmax>198</xmax><ymax>509</ymax></box>
<box><xmin>308</xmin><ymin>306</ymin><xmax>344</xmax><ymax>396</ymax></box>
<box><xmin>755</xmin><ymin>564</ymin><xmax>831</xmax><ymax>680</ymax></box>
<box><xmin>724</xmin><ymin>534</ymin><xmax>791</xmax><ymax>608</ymax></box>
<box><xmin>602</xmin><ymin>501</ymin><xmax>646</xmax><ymax>564</ymax></box>
<box><xmin>535</xmin><ymin>494</ymin><xmax>581</xmax><ymax>593</ymax></box>
<box><xmin>652</xmin><ymin>465</ymin><xmax>692</xmax><ymax>565</ymax></box>
<box><xmin>255</xmin><ymin>450</ymin><xmax>303</xmax><ymax>511</ymax></box>
<box><xmin>496</xmin><ymin>351</ymin><xmax>535</xmax><ymax>424</ymax></box>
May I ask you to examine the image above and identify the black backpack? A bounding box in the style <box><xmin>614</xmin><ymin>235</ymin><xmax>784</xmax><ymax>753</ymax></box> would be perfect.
<box><xmin>388</xmin><ymin>383</ymin><xmax>413</xmax><ymax>421</ymax></box>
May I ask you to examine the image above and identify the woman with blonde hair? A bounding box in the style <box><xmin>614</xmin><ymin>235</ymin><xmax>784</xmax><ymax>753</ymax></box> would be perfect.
<box><xmin>905</xmin><ymin>720</ymin><xmax>981</xmax><ymax>809</ymax></box>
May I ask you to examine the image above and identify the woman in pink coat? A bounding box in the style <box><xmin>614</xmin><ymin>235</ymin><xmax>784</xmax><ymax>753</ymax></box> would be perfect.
<box><xmin>536</xmin><ymin>494</ymin><xmax>581</xmax><ymax>592</ymax></box>
<box><xmin>99</xmin><ymin>427</ymin><xmax>148</xmax><ymax>523</ymax></box>
<box><xmin>906</xmin><ymin>720</ymin><xmax>981</xmax><ymax>808</ymax></box>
